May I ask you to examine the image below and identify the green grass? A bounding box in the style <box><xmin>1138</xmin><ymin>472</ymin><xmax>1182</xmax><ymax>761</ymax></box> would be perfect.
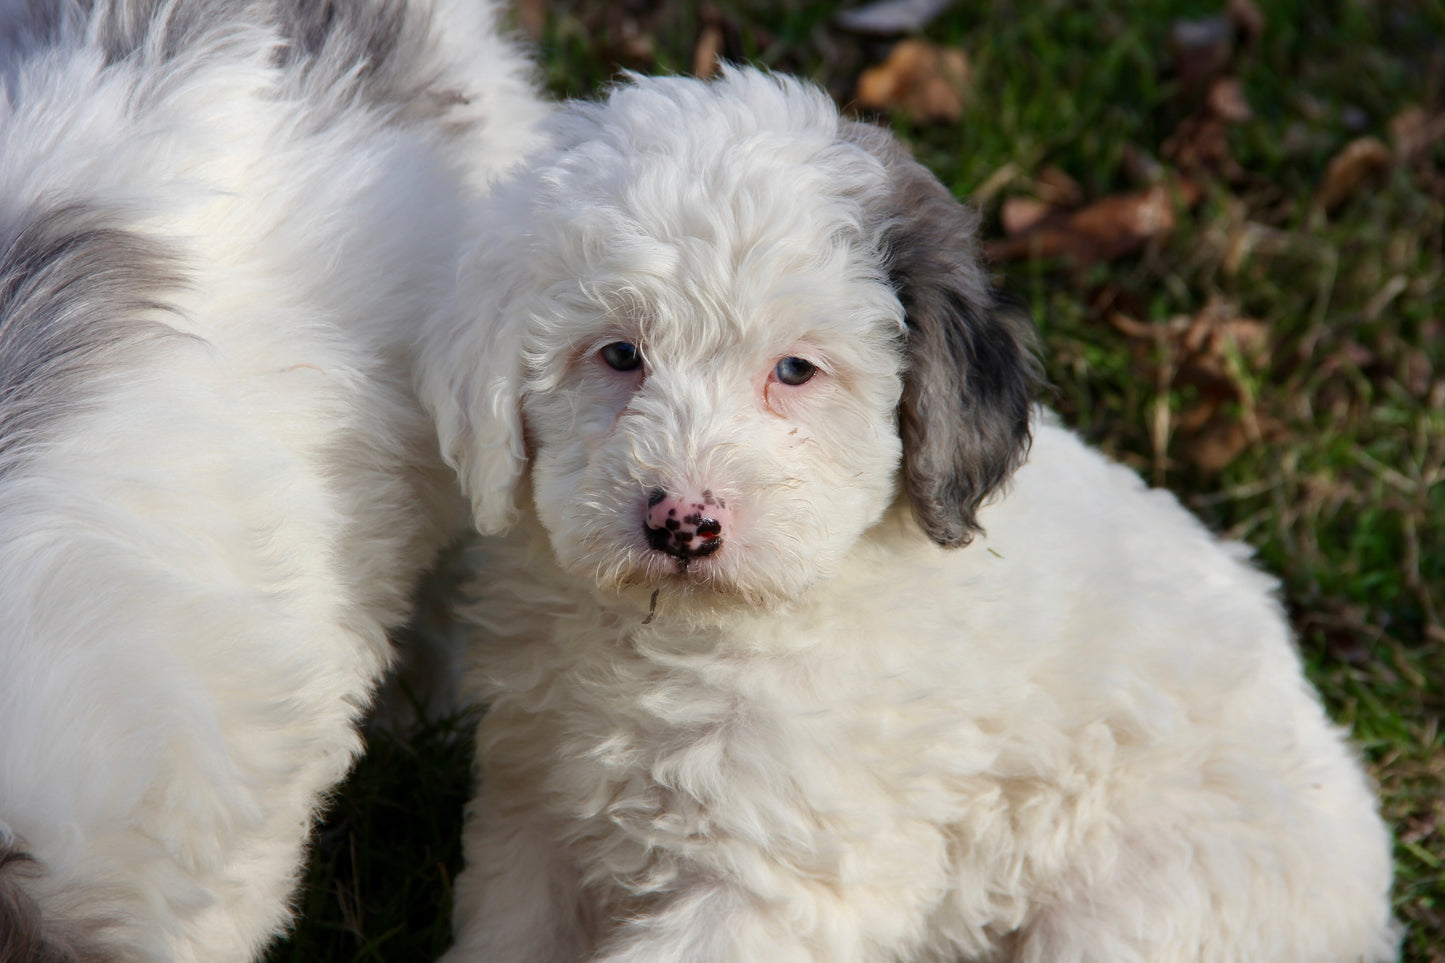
<box><xmin>269</xmin><ymin>1</ymin><xmax>1444</xmax><ymax>959</ymax></box>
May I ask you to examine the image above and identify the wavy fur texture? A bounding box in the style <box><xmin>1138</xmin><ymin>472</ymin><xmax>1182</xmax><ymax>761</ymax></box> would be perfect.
<box><xmin>423</xmin><ymin>69</ymin><xmax>1400</xmax><ymax>963</ymax></box>
<box><xmin>0</xmin><ymin>2</ymin><xmax>542</xmax><ymax>959</ymax></box>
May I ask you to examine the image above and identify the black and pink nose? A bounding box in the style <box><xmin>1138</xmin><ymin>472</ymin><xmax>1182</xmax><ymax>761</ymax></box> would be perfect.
<box><xmin>644</xmin><ymin>488</ymin><xmax>731</xmax><ymax>560</ymax></box>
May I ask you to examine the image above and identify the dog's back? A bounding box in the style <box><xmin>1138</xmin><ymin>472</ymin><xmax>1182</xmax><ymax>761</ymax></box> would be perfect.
<box><xmin>0</xmin><ymin>3</ymin><xmax>538</xmax><ymax>959</ymax></box>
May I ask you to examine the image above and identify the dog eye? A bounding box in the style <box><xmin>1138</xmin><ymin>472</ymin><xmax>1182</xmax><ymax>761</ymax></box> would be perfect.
<box><xmin>773</xmin><ymin>357</ymin><xmax>816</xmax><ymax>386</ymax></box>
<box><xmin>600</xmin><ymin>341</ymin><xmax>642</xmax><ymax>372</ymax></box>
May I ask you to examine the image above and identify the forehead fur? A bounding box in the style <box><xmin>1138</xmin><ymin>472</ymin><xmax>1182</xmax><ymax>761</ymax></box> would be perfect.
<box><xmin>518</xmin><ymin>68</ymin><xmax>906</xmax><ymax>367</ymax></box>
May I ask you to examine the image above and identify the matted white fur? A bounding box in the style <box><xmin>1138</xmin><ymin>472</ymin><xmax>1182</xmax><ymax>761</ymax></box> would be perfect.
<box><xmin>0</xmin><ymin>2</ymin><xmax>542</xmax><ymax>960</ymax></box>
<box><xmin>425</xmin><ymin>68</ymin><xmax>1399</xmax><ymax>962</ymax></box>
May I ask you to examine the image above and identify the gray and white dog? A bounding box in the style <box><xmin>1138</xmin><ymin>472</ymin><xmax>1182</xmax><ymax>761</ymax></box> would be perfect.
<box><xmin>0</xmin><ymin>1</ymin><xmax>540</xmax><ymax>959</ymax></box>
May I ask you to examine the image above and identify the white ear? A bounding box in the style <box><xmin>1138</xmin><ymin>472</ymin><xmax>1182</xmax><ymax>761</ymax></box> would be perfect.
<box><xmin>417</xmin><ymin>233</ymin><xmax>529</xmax><ymax>536</ymax></box>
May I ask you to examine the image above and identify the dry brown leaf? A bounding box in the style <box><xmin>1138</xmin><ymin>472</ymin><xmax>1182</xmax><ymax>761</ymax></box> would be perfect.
<box><xmin>985</xmin><ymin>180</ymin><xmax>1199</xmax><ymax>264</ymax></box>
<box><xmin>1035</xmin><ymin>166</ymin><xmax>1084</xmax><ymax>208</ymax></box>
<box><xmin>1162</xmin><ymin>76</ymin><xmax>1251</xmax><ymax>180</ymax></box>
<box><xmin>1390</xmin><ymin>106</ymin><xmax>1432</xmax><ymax>160</ymax></box>
<box><xmin>997</xmin><ymin>167</ymin><xmax>1082</xmax><ymax>237</ymax></box>
<box><xmin>1317</xmin><ymin>137</ymin><xmax>1392</xmax><ymax>210</ymax></box>
<box><xmin>1184</xmin><ymin>418</ymin><xmax>1253</xmax><ymax>473</ymax></box>
<box><xmin>1182</xmin><ymin>313</ymin><xmax>1267</xmax><ymax>360</ymax></box>
<box><xmin>1182</xmin><ymin>415</ymin><xmax>1281</xmax><ymax>473</ymax></box>
<box><xmin>693</xmin><ymin>22</ymin><xmax>725</xmax><ymax>78</ymax></box>
<box><xmin>1207</xmin><ymin>77</ymin><xmax>1252</xmax><ymax>123</ymax></box>
<box><xmin>514</xmin><ymin>0</ymin><xmax>546</xmax><ymax>42</ymax></box>
<box><xmin>1106</xmin><ymin>311</ymin><xmax>1159</xmax><ymax>341</ymax></box>
<box><xmin>1068</xmin><ymin>186</ymin><xmax>1180</xmax><ymax>240</ymax></box>
<box><xmin>1173</xmin><ymin>307</ymin><xmax>1268</xmax><ymax>395</ymax></box>
<box><xmin>1226</xmin><ymin>0</ymin><xmax>1266</xmax><ymax>47</ymax></box>
<box><xmin>1176</xmin><ymin>391</ymin><xmax>1222</xmax><ymax>434</ymax></box>
<box><xmin>855</xmin><ymin>40</ymin><xmax>970</xmax><ymax>123</ymax></box>
<box><xmin>1170</xmin><ymin>15</ymin><xmax>1234</xmax><ymax>94</ymax></box>
<box><xmin>1000</xmin><ymin>197</ymin><xmax>1054</xmax><ymax>237</ymax></box>
<box><xmin>1105</xmin><ymin>304</ymin><xmax>1272</xmax><ymax>473</ymax></box>
<box><xmin>1390</xmin><ymin>105</ymin><xmax>1445</xmax><ymax>182</ymax></box>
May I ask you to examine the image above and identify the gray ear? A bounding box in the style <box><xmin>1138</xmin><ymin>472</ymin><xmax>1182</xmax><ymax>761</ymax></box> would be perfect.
<box><xmin>845</xmin><ymin>124</ymin><xmax>1042</xmax><ymax>547</ymax></box>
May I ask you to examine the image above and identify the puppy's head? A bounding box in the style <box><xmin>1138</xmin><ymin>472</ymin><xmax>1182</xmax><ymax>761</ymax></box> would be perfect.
<box><xmin>422</xmin><ymin>68</ymin><xmax>1039</xmax><ymax>614</ymax></box>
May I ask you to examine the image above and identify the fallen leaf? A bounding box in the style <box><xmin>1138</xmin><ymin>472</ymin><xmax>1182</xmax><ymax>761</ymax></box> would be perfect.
<box><xmin>1390</xmin><ymin>104</ymin><xmax>1445</xmax><ymax>195</ymax></box>
<box><xmin>1068</xmin><ymin>186</ymin><xmax>1179</xmax><ymax>241</ymax></box>
<box><xmin>1180</xmin><ymin>397</ymin><xmax>1282</xmax><ymax>475</ymax></box>
<box><xmin>996</xmin><ymin>167</ymin><xmax>1082</xmax><ymax>236</ymax></box>
<box><xmin>1178</xmin><ymin>313</ymin><xmax>1268</xmax><ymax>400</ymax></box>
<box><xmin>1207</xmin><ymin>76</ymin><xmax>1252</xmax><ymax>123</ymax></box>
<box><xmin>1035</xmin><ymin>166</ymin><xmax>1083</xmax><ymax>208</ymax></box>
<box><xmin>1183</xmin><ymin>312</ymin><xmax>1268</xmax><ymax>358</ymax></box>
<box><xmin>855</xmin><ymin>39</ymin><xmax>970</xmax><ymax>123</ymax></box>
<box><xmin>835</xmin><ymin>0</ymin><xmax>953</xmax><ymax>35</ymax></box>
<box><xmin>599</xmin><ymin>12</ymin><xmax>656</xmax><ymax>70</ymax></box>
<box><xmin>1000</xmin><ymin>197</ymin><xmax>1054</xmax><ymax>236</ymax></box>
<box><xmin>693</xmin><ymin>22</ymin><xmax>724</xmax><ymax>78</ymax></box>
<box><xmin>1170</xmin><ymin>15</ymin><xmax>1234</xmax><ymax>95</ymax></box>
<box><xmin>1184</xmin><ymin>417</ymin><xmax>1253</xmax><ymax>473</ymax></box>
<box><xmin>1390</xmin><ymin>106</ymin><xmax>1432</xmax><ymax>160</ymax></box>
<box><xmin>1105</xmin><ymin>303</ymin><xmax>1272</xmax><ymax>473</ymax></box>
<box><xmin>1317</xmin><ymin>137</ymin><xmax>1392</xmax><ymax>210</ymax></box>
<box><xmin>1226</xmin><ymin>0</ymin><xmax>1265</xmax><ymax>47</ymax></box>
<box><xmin>1105</xmin><ymin>310</ymin><xmax>1158</xmax><ymax>341</ymax></box>
<box><xmin>514</xmin><ymin>0</ymin><xmax>546</xmax><ymax>41</ymax></box>
<box><xmin>1162</xmin><ymin>76</ymin><xmax>1251</xmax><ymax>180</ymax></box>
<box><xmin>986</xmin><ymin>180</ymin><xmax>1200</xmax><ymax>264</ymax></box>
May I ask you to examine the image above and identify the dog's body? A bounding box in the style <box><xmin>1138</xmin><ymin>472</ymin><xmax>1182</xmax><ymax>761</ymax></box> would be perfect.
<box><xmin>425</xmin><ymin>70</ymin><xmax>1399</xmax><ymax>962</ymax></box>
<box><xmin>0</xmin><ymin>2</ymin><xmax>541</xmax><ymax>959</ymax></box>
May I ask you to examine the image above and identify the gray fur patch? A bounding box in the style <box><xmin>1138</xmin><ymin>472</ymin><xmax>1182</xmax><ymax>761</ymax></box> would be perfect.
<box><xmin>0</xmin><ymin>204</ymin><xmax>186</xmax><ymax>478</ymax></box>
<box><xmin>21</xmin><ymin>2</ymin><xmax>470</xmax><ymax>134</ymax></box>
<box><xmin>0</xmin><ymin>3</ymin><xmax>79</xmax><ymax>73</ymax></box>
<box><xmin>76</xmin><ymin>0</ymin><xmax>267</xmax><ymax>63</ymax></box>
<box><xmin>271</xmin><ymin>0</ymin><xmax>471</xmax><ymax>131</ymax></box>
<box><xmin>843</xmin><ymin>121</ymin><xmax>1042</xmax><ymax>547</ymax></box>
<box><xmin>0</xmin><ymin>842</ymin><xmax>113</xmax><ymax>963</ymax></box>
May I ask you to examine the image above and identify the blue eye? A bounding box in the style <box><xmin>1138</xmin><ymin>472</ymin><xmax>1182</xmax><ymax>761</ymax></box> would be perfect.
<box><xmin>600</xmin><ymin>341</ymin><xmax>641</xmax><ymax>372</ymax></box>
<box><xmin>774</xmin><ymin>357</ymin><xmax>816</xmax><ymax>386</ymax></box>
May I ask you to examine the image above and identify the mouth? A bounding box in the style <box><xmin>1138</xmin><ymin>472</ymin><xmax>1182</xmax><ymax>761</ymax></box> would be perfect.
<box><xmin>579</xmin><ymin>540</ymin><xmax>790</xmax><ymax>622</ymax></box>
<box><xmin>630</xmin><ymin>548</ymin><xmax>724</xmax><ymax>584</ymax></box>
<box><xmin>563</xmin><ymin>521</ymin><xmax>779</xmax><ymax>618</ymax></box>
<box><xmin>642</xmin><ymin>523</ymin><xmax>723</xmax><ymax>562</ymax></box>
<box><xmin>607</xmin><ymin>544</ymin><xmax>735</xmax><ymax>603</ymax></box>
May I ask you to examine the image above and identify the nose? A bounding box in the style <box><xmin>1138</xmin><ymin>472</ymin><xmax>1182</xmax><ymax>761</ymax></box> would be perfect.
<box><xmin>644</xmin><ymin>488</ymin><xmax>732</xmax><ymax>560</ymax></box>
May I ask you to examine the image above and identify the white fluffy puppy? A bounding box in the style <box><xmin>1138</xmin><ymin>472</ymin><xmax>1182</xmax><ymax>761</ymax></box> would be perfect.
<box><xmin>423</xmin><ymin>69</ymin><xmax>1398</xmax><ymax>963</ymax></box>
<box><xmin>0</xmin><ymin>1</ymin><xmax>541</xmax><ymax>960</ymax></box>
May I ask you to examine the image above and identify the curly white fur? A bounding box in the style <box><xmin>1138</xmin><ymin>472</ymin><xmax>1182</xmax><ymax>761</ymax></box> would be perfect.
<box><xmin>0</xmin><ymin>2</ymin><xmax>542</xmax><ymax>959</ymax></box>
<box><xmin>424</xmin><ymin>68</ymin><xmax>1399</xmax><ymax>963</ymax></box>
